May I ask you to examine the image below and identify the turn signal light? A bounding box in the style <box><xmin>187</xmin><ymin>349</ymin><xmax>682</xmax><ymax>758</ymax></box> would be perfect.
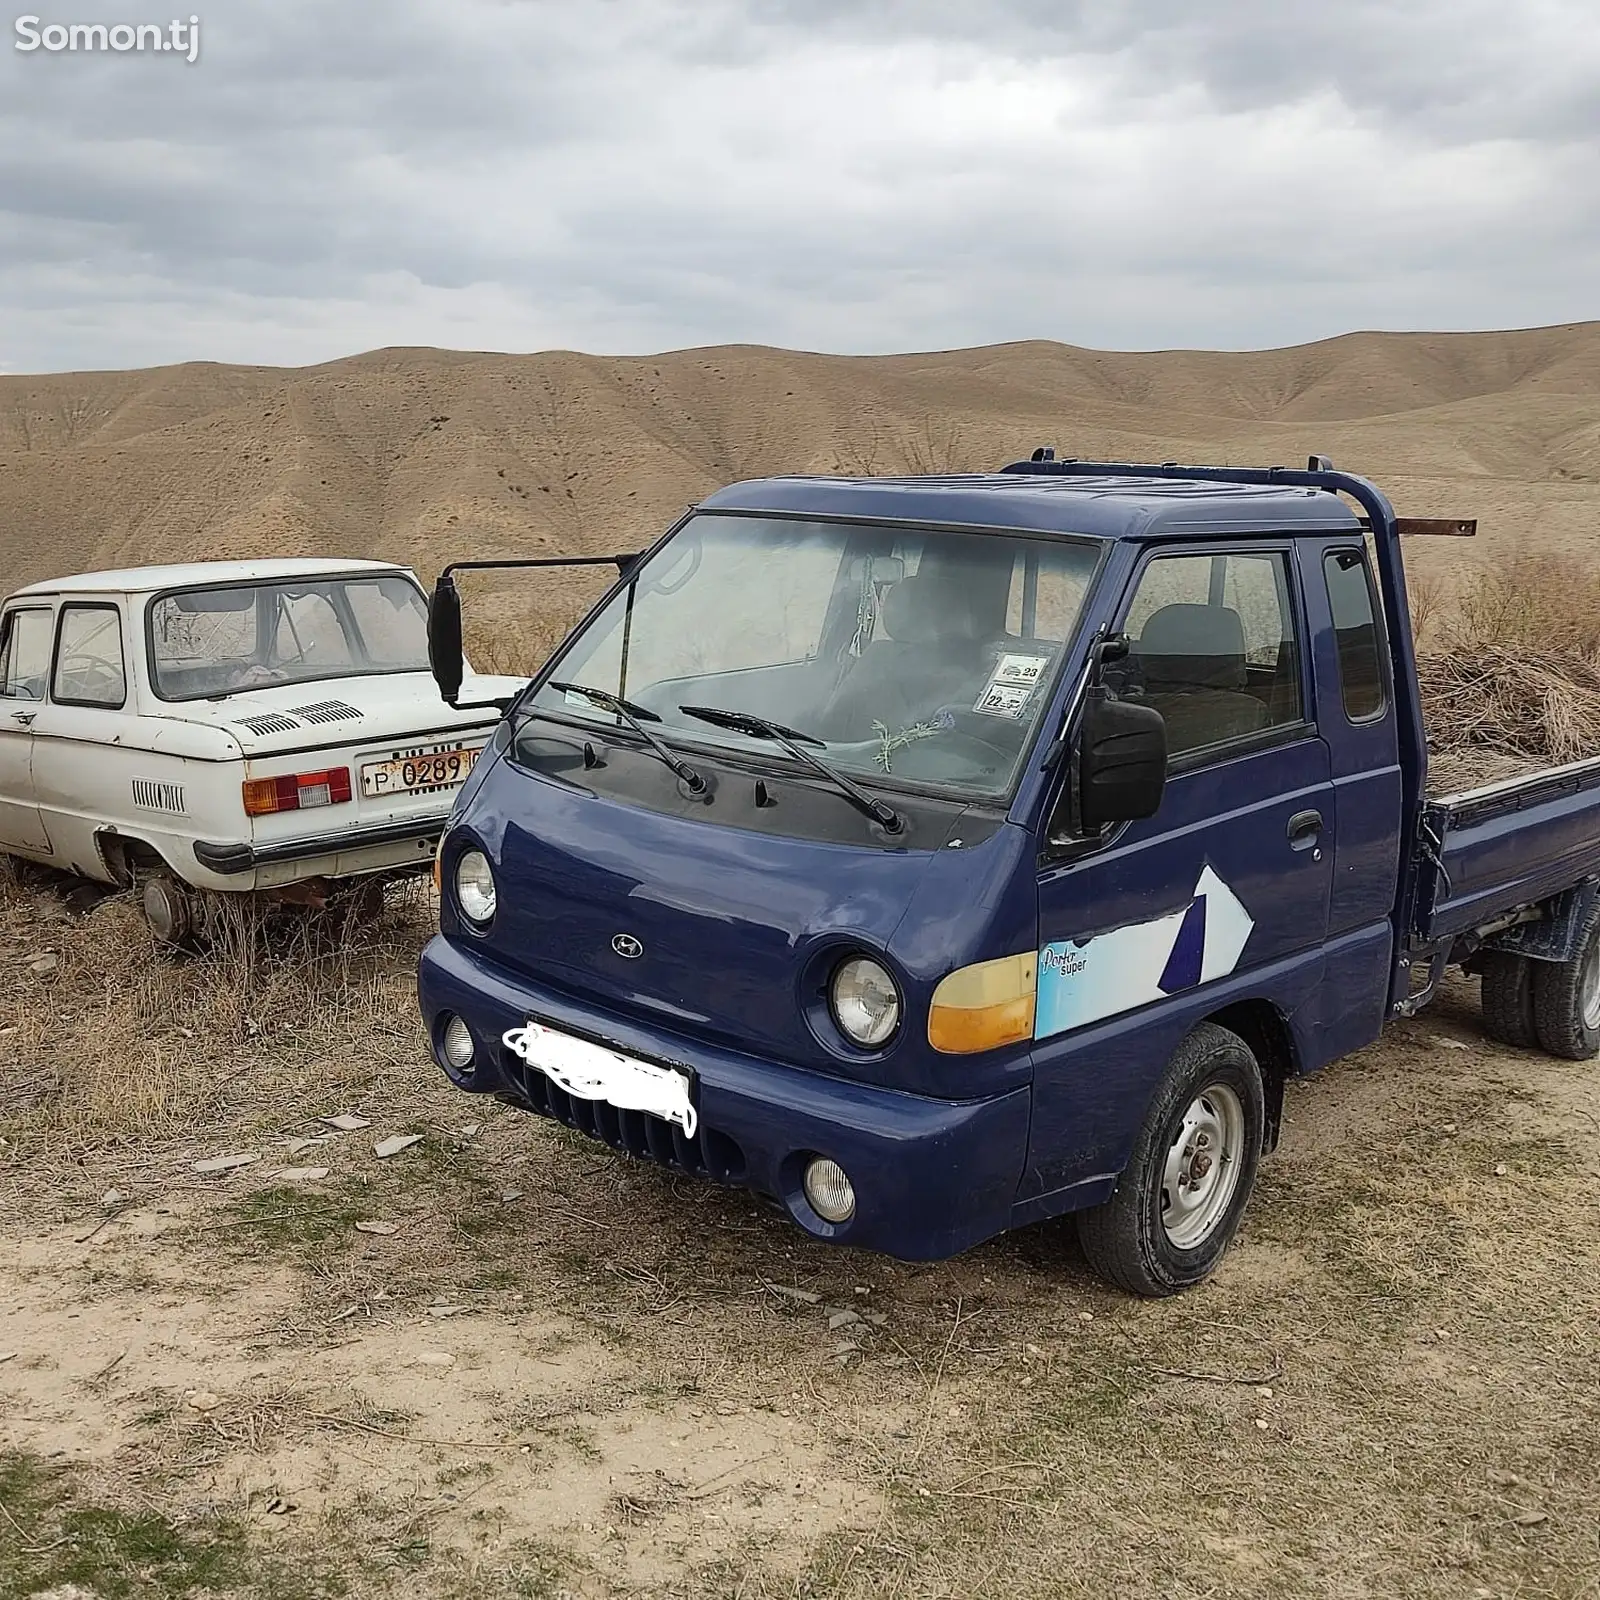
<box><xmin>928</xmin><ymin>952</ymin><xmax>1037</xmax><ymax>1054</ymax></box>
<box><xmin>243</xmin><ymin>767</ymin><xmax>353</xmax><ymax>816</ymax></box>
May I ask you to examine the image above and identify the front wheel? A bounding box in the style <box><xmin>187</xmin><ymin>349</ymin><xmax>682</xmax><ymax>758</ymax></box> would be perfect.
<box><xmin>1076</xmin><ymin>1022</ymin><xmax>1265</xmax><ymax>1297</ymax></box>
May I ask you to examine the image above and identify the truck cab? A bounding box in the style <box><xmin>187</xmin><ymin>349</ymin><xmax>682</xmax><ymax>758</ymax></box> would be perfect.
<box><xmin>417</xmin><ymin>459</ymin><xmax>1513</xmax><ymax>1295</ymax></box>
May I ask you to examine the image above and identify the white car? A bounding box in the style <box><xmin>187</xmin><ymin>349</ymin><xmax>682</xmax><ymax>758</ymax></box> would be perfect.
<box><xmin>0</xmin><ymin>557</ymin><xmax>518</xmax><ymax>943</ymax></box>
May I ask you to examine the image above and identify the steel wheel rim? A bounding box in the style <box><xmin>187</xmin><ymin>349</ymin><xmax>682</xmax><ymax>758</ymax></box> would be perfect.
<box><xmin>1161</xmin><ymin>1083</ymin><xmax>1246</xmax><ymax>1250</ymax></box>
<box><xmin>1581</xmin><ymin>942</ymin><xmax>1600</xmax><ymax>1032</ymax></box>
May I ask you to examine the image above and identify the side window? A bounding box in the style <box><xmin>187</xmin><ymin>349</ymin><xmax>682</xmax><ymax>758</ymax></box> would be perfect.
<box><xmin>0</xmin><ymin>609</ymin><xmax>54</xmax><ymax>702</ymax></box>
<box><xmin>1112</xmin><ymin>550</ymin><xmax>1303</xmax><ymax>763</ymax></box>
<box><xmin>53</xmin><ymin>604</ymin><xmax>127</xmax><ymax>707</ymax></box>
<box><xmin>1324</xmin><ymin>548</ymin><xmax>1387</xmax><ymax>721</ymax></box>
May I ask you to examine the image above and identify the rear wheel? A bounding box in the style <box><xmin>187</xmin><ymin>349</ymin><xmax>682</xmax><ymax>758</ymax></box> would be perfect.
<box><xmin>141</xmin><ymin>875</ymin><xmax>197</xmax><ymax>952</ymax></box>
<box><xmin>320</xmin><ymin>877</ymin><xmax>387</xmax><ymax>941</ymax></box>
<box><xmin>1531</xmin><ymin>905</ymin><xmax>1600</xmax><ymax>1060</ymax></box>
<box><xmin>1076</xmin><ymin>1022</ymin><xmax>1265</xmax><ymax>1297</ymax></box>
<box><xmin>1481</xmin><ymin>951</ymin><xmax>1538</xmax><ymax>1049</ymax></box>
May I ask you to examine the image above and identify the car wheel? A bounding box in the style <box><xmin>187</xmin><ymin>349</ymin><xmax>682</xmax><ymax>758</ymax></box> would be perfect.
<box><xmin>1076</xmin><ymin>1022</ymin><xmax>1265</xmax><ymax>1297</ymax></box>
<box><xmin>1531</xmin><ymin>904</ymin><xmax>1600</xmax><ymax>1060</ymax></box>
<box><xmin>1480</xmin><ymin>951</ymin><xmax>1537</xmax><ymax>1049</ymax></box>
<box><xmin>141</xmin><ymin>875</ymin><xmax>197</xmax><ymax>952</ymax></box>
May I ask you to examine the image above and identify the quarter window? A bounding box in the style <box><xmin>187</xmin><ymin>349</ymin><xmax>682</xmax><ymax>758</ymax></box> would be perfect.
<box><xmin>1113</xmin><ymin>550</ymin><xmax>1303</xmax><ymax>762</ymax></box>
<box><xmin>53</xmin><ymin>604</ymin><xmax>127</xmax><ymax>707</ymax></box>
<box><xmin>0</xmin><ymin>609</ymin><xmax>53</xmax><ymax>702</ymax></box>
<box><xmin>1324</xmin><ymin>549</ymin><xmax>1386</xmax><ymax>721</ymax></box>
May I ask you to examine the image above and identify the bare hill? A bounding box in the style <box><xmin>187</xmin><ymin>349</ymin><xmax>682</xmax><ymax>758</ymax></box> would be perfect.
<box><xmin>3</xmin><ymin>325</ymin><xmax>1598</xmax><ymax>608</ymax></box>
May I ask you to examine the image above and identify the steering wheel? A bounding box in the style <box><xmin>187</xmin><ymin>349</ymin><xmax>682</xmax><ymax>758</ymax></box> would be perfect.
<box><xmin>56</xmin><ymin>655</ymin><xmax>124</xmax><ymax>700</ymax></box>
<box><xmin>925</xmin><ymin>705</ymin><xmax>1021</xmax><ymax>761</ymax></box>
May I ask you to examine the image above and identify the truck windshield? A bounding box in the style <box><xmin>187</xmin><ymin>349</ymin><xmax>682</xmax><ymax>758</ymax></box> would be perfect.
<box><xmin>148</xmin><ymin>574</ymin><xmax>429</xmax><ymax>700</ymax></box>
<box><xmin>528</xmin><ymin>513</ymin><xmax>1103</xmax><ymax>799</ymax></box>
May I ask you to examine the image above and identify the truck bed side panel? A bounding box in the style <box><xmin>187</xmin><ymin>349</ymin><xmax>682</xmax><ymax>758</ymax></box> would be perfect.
<box><xmin>1421</xmin><ymin>759</ymin><xmax>1600</xmax><ymax>939</ymax></box>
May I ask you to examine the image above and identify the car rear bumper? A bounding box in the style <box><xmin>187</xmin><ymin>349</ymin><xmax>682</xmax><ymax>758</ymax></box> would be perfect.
<box><xmin>418</xmin><ymin>934</ymin><xmax>1031</xmax><ymax>1261</ymax></box>
<box><xmin>193</xmin><ymin>817</ymin><xmax>446</xmax><ymax>877</ymax></box>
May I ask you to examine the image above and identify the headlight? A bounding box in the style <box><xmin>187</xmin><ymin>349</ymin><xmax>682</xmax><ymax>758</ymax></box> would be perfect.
<box><xmin>454</xmin><ymin>849</ymin><xmax>497</xmax><ymax>926</ymax></box>
<box><xmin>830</xmin><ymin>956</ymin><xmax>900</xmax><ymax>1047</ymax></box>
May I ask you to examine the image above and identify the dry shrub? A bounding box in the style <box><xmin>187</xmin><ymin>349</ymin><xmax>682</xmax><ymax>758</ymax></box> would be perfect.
<box><xmin>465</xmin><ymin>608</ymin><xmax>583</xmax><ymax>680</ymax></box>
<box><xmin>1406</xmin><ymin>568</ymin><xmax>1445</xmax><ymax>651</ymax></box>
<box><xmin>1454</xmin><ymin>551</ymin><xmax>1600</xmax><ymax>657</ymax></box>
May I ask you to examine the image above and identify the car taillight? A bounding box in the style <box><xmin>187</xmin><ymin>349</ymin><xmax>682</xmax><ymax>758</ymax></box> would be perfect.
<box><xmin>242</xmin><ymin>767</ymin><xmax>353</xmax><ymax>816</ymax></box>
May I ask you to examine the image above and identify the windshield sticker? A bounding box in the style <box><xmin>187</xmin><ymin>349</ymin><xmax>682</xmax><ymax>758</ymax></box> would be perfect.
<box><xmin>1034</xmin><ymin>866</ymin><xmax>1255</xmax><ymax>1038</ymax></box>
<box><xmin>973</xmin><ymin>653</ymin><xmax>1051</xmax><ymax>718</ymax></box>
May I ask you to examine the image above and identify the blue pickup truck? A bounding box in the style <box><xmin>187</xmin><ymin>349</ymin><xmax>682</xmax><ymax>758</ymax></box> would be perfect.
<box><xmin>416</xmin><ymin>456</ymin><xmax>1600</xmax><ymax>1296</ymax></box>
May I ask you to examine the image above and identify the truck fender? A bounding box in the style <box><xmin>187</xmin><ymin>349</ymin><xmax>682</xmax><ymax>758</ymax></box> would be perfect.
<box><xmin>1484</xmin><ymin>879</ymin><xmax>1600</xmax><ymax>965</ymax></box>
<box><xmin>1204</xmin><ymin>999</ymin><xmax>1299</xmax><ymax>1155</ymax></box>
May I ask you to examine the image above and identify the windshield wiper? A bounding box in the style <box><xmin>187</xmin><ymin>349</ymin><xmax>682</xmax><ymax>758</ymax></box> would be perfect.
<box><xmin>550</xmin><ymin>682</ymin><xmax>706</xmax><ymax>794</ymax></box>
<box><xmin>677</xmin><ymin>704</ymin><xmax>905</xmax><ymax>835</ymax></box>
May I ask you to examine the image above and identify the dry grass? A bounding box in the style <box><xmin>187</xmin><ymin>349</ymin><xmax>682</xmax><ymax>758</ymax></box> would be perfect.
<box><xmin>0</xmin><ymin>868</ymin><xmax>429</xmax><ymax>1154</ymax></box>
<box><xmin>1421</xmin><ymin>552</ymin><xmax>1600</xmax><ymax>793</ymax></box>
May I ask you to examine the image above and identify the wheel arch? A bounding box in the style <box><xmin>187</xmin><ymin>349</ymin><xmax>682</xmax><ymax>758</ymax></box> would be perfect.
<box><xmin>94</xmin><ymin>829</ymin><xmax>182</xmax><ymax>888</ymax></box>
<box><xmin>1201</xmin><ymin>997</ymin><xmax>1299</xmax><ymax>1154</ymax></box>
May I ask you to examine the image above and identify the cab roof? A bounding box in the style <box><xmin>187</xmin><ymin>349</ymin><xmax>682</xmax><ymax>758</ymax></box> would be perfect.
<box><xmin>697</xmin><ymin>471</ymin><xmax>1364</xmax><ymax>540</ymax></box>
<box><xmin>10</xmin><ymin>557</ymin><xmax>410</xmax><ymax>600</ymax></box>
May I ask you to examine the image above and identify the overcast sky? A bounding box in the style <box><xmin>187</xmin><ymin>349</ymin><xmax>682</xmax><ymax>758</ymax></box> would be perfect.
<box><xmin>3</xmin><ymin>0</ymin><xmax>1597</xmax><ymax>373</ymax></box>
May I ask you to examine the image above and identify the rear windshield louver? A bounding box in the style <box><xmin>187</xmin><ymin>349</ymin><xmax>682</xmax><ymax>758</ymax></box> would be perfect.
<box><xmin>234</xmin><ymin>713</ymin><xmax>302</xmax><ymax>736</ymax></box>
<box><xmin>131</xmin><ymin>777</ymin><xmax>186</xmax><ymax>814</ymax></box>
<box><xmin>288</xmin><ymin>700</ymin><xmax>362</xmax><ymax>725</ymax></box>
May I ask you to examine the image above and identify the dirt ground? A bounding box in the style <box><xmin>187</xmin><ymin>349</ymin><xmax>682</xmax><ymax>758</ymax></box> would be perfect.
<box><xmin>1</xmin><ymin>876</ymin><xmax>1597</xmax><ymax>1600</ymax></box>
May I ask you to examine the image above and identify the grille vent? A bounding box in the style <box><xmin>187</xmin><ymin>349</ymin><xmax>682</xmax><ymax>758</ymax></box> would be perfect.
<box><xmin>235</xmin><ymin>712</ymin><xmax>302</xmax><ymax>736</ymax></box>
<box><xmin>289</xmin><ymin>699</ymin><xmax>362</xmax><ymax>725</ymax></box>
<box><xmin>131</xmin><ymin>777</ymin><xmax>186</xmax><ymax>814</ymax></box>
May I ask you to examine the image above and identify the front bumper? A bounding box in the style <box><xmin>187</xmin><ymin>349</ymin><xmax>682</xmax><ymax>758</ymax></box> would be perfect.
<box><xmin>419</xmin><ymin>934</ymin><xmax>1031</xmax><ymax>1262</ymax></box>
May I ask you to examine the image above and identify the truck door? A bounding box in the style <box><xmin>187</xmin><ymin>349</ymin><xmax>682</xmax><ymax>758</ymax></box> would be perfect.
<box><xmin>1298</xmin><ymin>538</ymin><xmax>1400</xmax><ymax>1059</ymax></box>
<box><xmin>0</xmin><ymin>605</ymin><xmax>55</xmax><ymax>855</ymax></box>
<box><xmin>1023</xmin><ymin>543</ymin><xmax>1335</xmax><ymax>1204</ymax></box>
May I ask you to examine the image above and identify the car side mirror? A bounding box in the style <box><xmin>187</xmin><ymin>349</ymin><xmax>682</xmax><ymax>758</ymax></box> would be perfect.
<box><xmin>1079</xmin><ymin>684</ymin><xmax>1167</xmax><ymax>831</ymax></box>
<box><xmin>428</xmin><ymin>573</ymin><xmax>464</xmax><ymax>706</ymax></box>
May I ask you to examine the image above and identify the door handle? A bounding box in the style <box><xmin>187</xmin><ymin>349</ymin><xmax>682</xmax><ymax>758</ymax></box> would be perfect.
<box><xmin>1287</xmin><ymin>809</ymin><xmax>1323</xmax><ymax>847</ymax></box>
<box><xmin>9</xmin><ymin>710</ymin><xmax>35</xmax><ymax>727</ymax></box>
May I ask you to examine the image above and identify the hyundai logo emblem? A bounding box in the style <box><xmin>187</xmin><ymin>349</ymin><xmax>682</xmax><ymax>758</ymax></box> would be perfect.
<box><xmin>611</xmin><ymin>933</ymin><xmax>644</xmax><ymax>960</ymax></box>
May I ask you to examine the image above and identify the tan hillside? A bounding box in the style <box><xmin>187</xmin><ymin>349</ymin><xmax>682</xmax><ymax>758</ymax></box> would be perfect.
<box><xmin>2</xmin><ymin>324</ymin><xmax>1598</xmax><ymax>609</ymax></box>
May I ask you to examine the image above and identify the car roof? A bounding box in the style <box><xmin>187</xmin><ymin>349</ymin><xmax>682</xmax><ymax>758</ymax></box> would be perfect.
<box><xmin>9</xmin><ymin>557</ymin><xmax>412</xmax><ymax>600</ymax></box>
<box><xmin>696</xmin><ymin>472</ymin><xmax>1364</xmax><ymax>540</ymax></box>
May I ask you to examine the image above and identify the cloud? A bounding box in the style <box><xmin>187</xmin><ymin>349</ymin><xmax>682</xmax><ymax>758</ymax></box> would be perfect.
<box><xmin>1</xmin><ymin>0</ymin><xmax>1596</xmax><ymax>372</ymax></box>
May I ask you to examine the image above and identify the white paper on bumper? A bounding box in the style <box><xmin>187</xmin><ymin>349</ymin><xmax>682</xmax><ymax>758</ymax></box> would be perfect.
<box><xmin>502</xmin><ymin>1022</ymin><xmax>698</xmax><ymax>1137</ymax></box>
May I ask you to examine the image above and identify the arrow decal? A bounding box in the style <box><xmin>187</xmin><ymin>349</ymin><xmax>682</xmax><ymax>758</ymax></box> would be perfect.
<box><xmin>1034</xmin><ymin>865</ymin><xmax>1256</xmax><ymax>1039</ymax></box>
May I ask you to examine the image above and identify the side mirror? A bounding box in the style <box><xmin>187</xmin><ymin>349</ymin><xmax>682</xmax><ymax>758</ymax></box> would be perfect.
<box><xmin>1079</xmin><ymin>684</ymin><xmax>1166</xmax><ymax>831</ymax></box>
<box><xmin>428</xmin><ymin>573</ymin><xmax>464</xmax><ymax>706</ymax></box>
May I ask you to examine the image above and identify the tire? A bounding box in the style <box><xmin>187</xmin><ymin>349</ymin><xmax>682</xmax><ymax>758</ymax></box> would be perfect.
<box><xmin>1481</xmin><ymin>951</ymin><xmax>1538</xmax><ymax>1049</ymax></box>
<box><xmin>1531</xmin><ymin>903</ymin><xmax>1600</xmax><ymax>1060</ymax></box>
<box><xmin>318</xmin><ymin>878</ymin><xmax>387</xmax><ymax>943</ymax></box>
<box><xmin>1076</xmin><ymin>1022</ymin><xmax>1265</xmax><ymax>1298</ymax></box>
<box><xmin>141</xmin><ymin>875</ymin><xmax>197</xmax><ymax>952</ymax></box>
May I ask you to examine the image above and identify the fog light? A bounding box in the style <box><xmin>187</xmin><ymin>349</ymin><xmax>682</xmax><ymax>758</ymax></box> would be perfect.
<box><xmin>803</xmin><ymin>1156</ymin><xmax>856</xmax><ymax>1224</ymax></box>
<box><xmin>441</xmin><ymin>1013</ymin><xmax>475</xmax><ymax>1073</ymax></box>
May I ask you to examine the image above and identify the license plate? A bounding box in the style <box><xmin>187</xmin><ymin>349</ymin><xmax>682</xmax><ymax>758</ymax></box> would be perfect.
<box><xmin>502</xmin><ymin>1021</ymin><xmax>698</xmax><ymax>1138</ymax></box>
<box><xmin>360</xmin><ymin>744</ymin><xmax>482</xmax><ymax>798</ymax></box>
